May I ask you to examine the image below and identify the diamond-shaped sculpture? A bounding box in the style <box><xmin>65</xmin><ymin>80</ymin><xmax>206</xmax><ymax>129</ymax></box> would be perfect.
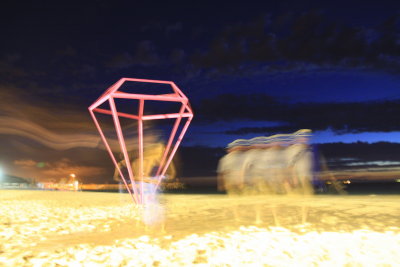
<box><xmin>89</xmin><ymin>78</ymin><xmax>193</xmax><ymax>204</ymax></box>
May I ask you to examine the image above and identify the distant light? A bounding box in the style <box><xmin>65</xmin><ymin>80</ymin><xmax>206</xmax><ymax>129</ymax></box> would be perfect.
<box><xmin>343</xmin><ymin>180</ymin><xmax>351</xmax><ymax>184</ymax></box>
<box><xmin>396</xmin><ymin>179</ymin><xmax>400</xmax><ymax>183</ymax></box>
<box><xmin>36</xmin><ymin>162</ymin><xmax>46</xmax><ymax>168</ymax></box>
<box><xmin>70</xmin><ymin>174</ymin><xmax>76</xmax><ymax>178</ymax></box>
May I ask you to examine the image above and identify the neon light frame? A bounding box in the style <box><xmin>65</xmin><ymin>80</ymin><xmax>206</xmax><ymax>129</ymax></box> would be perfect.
<box><xmin>89</xmin><ymin>78</ymin><xmax>193</xmax><ymax>204</ymax></box>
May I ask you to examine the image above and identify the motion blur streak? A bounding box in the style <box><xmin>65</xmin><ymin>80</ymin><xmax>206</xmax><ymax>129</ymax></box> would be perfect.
<box><xmin>0</xmin><ymin>90</ymin><xmax>165</xmax><ymax>153</ymax></box>
<box><xmin>0</xmin><ymin>116</ymin><xmax>101</xmax><ymax>150</ymax></box>
<box><xmin>0</xmin><ymin>115</ymin><xmax>148</xmax><ymax>151</ymax></box>
<box><xmin>0</xmin><ymin>88</ymin><xmax>150</xmax><ymax>151</ymax></box>
<box><xmin>218</xmin><ymin>130</ymin><xmax>314</xmax><ymax>195</ymax></box>
<box><xmin>0</xmin><ymin>88</ymin><xmax>105</xmax><ymax>150</ymax></box>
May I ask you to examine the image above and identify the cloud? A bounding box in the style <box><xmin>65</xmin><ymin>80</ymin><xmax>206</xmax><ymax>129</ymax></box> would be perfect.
<box><xmin>56</xmin><ymin>46</ymin><xmax>76</xmax><ymax>57</ymax></box>
<box><xmin>132</xmin><ymin>40</ymin><xmax>161</xmax><ymax>66</ymax></box>
<box><xmin>345</xmin><ymin>161</ymin><xmax>400</xmax><ymax>167</ymax></box>
<box><xmin>170</xmin><ymin>49</ymin><xmax>186</xmax><ymax>64</ymax></box>
<box><xmin>106</xmin><ymin>52</ymin><xmax>134</xmax><ymax>70</ymax></box>
<box><xmin>224</xmin><ymin>126</ymin><xmax>298</xmax><ymax>135</ymax></box>
<box><xmin>316</xmin><ymin>142</ymin><xmax>400</xmax><ymax>179</ymax></box>
<box><xmin>165</xmin><ymin>22</ymin><xmax>183</xmax><ymax>36</ymax></box>
<box><xmin>107</xmin><ymin>41</ymin><xmax>161</xmax><ymax>70</ymax></box>
<box><xmin>0</xmin><ymin>59</ymin><xmax>29</xmax><ymax>81</ymax></box>
<box><xmin>195</xmin><ymin>93</ymin><xmax>400</xmax><ymax>134</ymax></box>
<box><xmin>177</xmin><ymin>141</ymin><xmax>400</xmax><ymax>179</ymax></box>
<box><xmin>198</xmin><ymin>93</ymin><xmax>280</xmax><ymax>121</ymax></box>
<box><xmin>191</xmin><ymin>12</ymin><xmax>400</xmax><ymax>74</ymax></box>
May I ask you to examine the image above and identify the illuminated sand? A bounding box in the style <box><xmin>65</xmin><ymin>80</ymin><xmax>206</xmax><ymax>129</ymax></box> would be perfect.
<box><xmin>1</xmin><ymin>190</ymin><xmax>399</xmax><ymax>266</ymax></box>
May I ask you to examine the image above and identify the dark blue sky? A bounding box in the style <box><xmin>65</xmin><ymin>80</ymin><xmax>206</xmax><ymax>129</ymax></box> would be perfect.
<box><xmin>0</xmin><ymin>0</ymin><xmax>400</xmax><ymax>181</ymax></box>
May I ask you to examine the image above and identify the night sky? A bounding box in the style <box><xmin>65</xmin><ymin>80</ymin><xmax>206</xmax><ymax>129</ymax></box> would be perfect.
<box><xmin>1</xmin><ymin>0</ymin><xmax>400</xmax><ymax>183</ymax></box>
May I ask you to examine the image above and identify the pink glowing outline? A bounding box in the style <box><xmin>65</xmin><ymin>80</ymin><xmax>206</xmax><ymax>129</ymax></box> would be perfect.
<box><xmin>89</xmin><ymin>78</ymin><xmax>193</xmax><ymax>204</ymax></box>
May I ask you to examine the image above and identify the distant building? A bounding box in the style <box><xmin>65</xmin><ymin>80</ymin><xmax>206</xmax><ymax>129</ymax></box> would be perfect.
<box><xmin>0</xmin><ymin>174</ymin><xmax>30</xmax><ymax>189</ymax></box>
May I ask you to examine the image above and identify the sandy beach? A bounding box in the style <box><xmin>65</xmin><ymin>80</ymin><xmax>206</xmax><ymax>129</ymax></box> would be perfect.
<box><xmin>1</xmin><ymin>190</ymin><xmax>399</xmax><ymax>266</ymax></box>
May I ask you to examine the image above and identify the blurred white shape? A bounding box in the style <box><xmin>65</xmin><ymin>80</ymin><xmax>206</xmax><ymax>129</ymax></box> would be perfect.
<box><xmin>218</xmin><ymin>129</ymin><xmax>315</xmax><ymax>195</ymax></box>
<box><xmin>217</xmin><ymin>148</ymin><xmax>246</xmax><ymax>194</ymax></box>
